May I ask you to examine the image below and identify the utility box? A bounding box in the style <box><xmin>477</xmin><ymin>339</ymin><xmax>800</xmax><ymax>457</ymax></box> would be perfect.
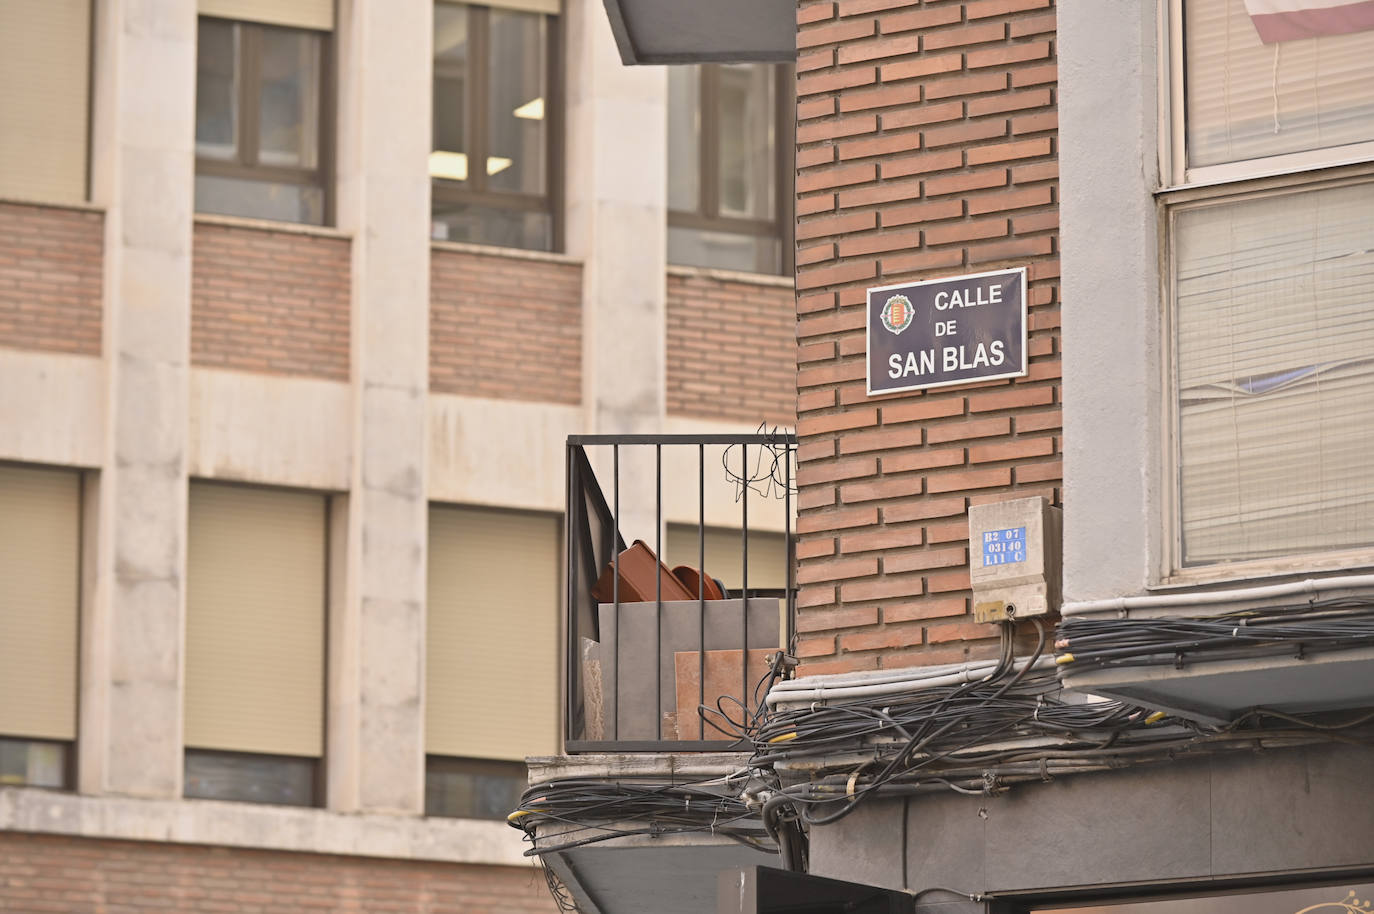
<box><xmin>968</xmin><ymin>495</ymin><xmax>1062</xmax><ymax>624</ymax></box>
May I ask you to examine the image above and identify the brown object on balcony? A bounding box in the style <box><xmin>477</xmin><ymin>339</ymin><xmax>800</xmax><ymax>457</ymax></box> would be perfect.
<box><xmin>671</xmin><ymin>565</ymin><xmax>726</xmax><ymax>600</ymax></box>
<box><xmin>590</xmin><ymin>539</ymin><xmax>696</xmax><ymax>603</ymax></box>
<box><xmin>672</xmin><ymin>648</ymin><xmax>773</xmax><ymax>740</ymax></box>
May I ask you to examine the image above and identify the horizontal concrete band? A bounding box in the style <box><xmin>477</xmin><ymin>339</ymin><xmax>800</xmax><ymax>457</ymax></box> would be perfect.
<box><xmin>0</xmin><ymin>787</ymin><xmax>530</xmax><ymax>868</ymax></box>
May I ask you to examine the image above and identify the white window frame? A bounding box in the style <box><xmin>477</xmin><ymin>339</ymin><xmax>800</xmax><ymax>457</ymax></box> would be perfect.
<box><xmin>1155</xmin><ymin>0</ymin><xmax>1374</xmax><ymax>583</ymax></box>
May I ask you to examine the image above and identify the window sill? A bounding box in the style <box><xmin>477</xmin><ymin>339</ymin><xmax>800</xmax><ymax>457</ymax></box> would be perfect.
<box><xmin>194</xmin><ymin>212</ymin><xmax>351</xmax><ymax>240</ymax></box>
<box><xmin>667</xmin><ymin>263</ymin><xmax>794</xmax><ymax>288</ymax></box>
<box><xmin>0</xmin><ymin>786</ymin><xmax>527</xmax><ymax>867</ymax></box>
<box><xmin>430</xmin><ymin>238</ymin><xmax>580</xmax><ymax>266</ymax></box>
<box><xmin>0</xmin><ymin>196</ymin><xmax>104</xmax><ymax>214</ymax></box>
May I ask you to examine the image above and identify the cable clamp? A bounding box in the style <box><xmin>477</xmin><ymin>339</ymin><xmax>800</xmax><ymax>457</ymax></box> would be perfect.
<box><xmin>846</xmin><ymin>770</ymin><xmax>860</xmax><ymax>798</ymax></box>
<box><xmin>1039</xmin><ymin>757</ymin><xmax>1053</xmax><ymax>783</ymax></box>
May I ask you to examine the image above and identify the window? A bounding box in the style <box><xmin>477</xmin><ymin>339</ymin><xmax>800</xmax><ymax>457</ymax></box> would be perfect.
<box><xmin>0</xmin><ymin>464</ymin><xmax>80</xmax><ymax>790</ymax></box>
<box><xmin>1162</xmin><ymin>0</ymin><xmax>1374</xmax><ymax>574</ymax></box>
<box><xmin>431</xmin><ymin>1</ymin><xmax>559</xmax><ymax>251</ymax></box>
<box><xmin>425</xmin><ymin>504</ymin><xmax>558</xmax><ymax>817</ymax></box>
<box><xmin>668</xmin><ymin>63</ymin><xmax>794</xmax><ymax>275</ymax></box>
<box><xmin>195</xmin><ymin>18</ymin><xmax>329</xmax><ymax>225</ymax></box>
<box><xmin>0</xmin><ymin>0</ymin><xmax>91</xmax><ymax>204</ymax></box>
<box><xmin>185</xmin><ymin>482</ymin><xmax>326</xmax><ymax>807</ymax></box>
<box><xmin>424</xmin><ymin>756</ymin><xmax>527</xmax><ymax>819</ymax></box>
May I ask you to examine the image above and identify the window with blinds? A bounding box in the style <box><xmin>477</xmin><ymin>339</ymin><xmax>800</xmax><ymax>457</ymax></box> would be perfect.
<box><xmin>1166</xmin><ymin>0</ymin><xmax>1374</xmax><ymax>573</ymax></box>
<box><xmin>1174</xmin><ymin>180</ymin><xmax>1374</xmax><ymax>564</ymax></box>
<box><xmin>0</xmin><ymin>465</ymin><xmax>80</xmax><ymax>752</ymax></box>
<box><xmin>0</xmin><ymin>0</ymin><xmax>91</xmax><ymax>203</ymax></box>
<box><xmin>425</xmin><ymin>504</ymin><xmax>560</xmax><ymax>765</ymax></box>
<box><xmin>1184</xmin><ymin>0</ymin><xmax>1374</xmax><ymax>169</ymax></box>
<box><xmin>184</xmin><ymin>482</ymin><xmax>326</xmax><ymax>769</ymax></box>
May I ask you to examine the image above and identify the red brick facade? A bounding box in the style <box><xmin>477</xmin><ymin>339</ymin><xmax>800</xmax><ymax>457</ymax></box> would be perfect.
<box><xmin>0</xmin><ymin>832</ymin><xmax>555</xmax><ymax>914</ymax></box>
<box><xmin>0</xmin><ymin>202</ymin><xmax>103</xmax><ymax>357</ymax></box>
<box><xmin>430</xmin><ymin>247</ymin><xmax>581</xmax><ymax>404</ymax></box>
<box><xmin>666</xmin><ymin>269</ymin><xmax>797</xmax><ymax>427</ymax></box>
<box><xmin>191</xmin><ymin>221</ymin><xmax>352</xmax><ymax>381</ymax></box>
<box><xmin>792</xmin><ymin>0</ymin><xmax>1061</xmax><ymax>675</ymax></box>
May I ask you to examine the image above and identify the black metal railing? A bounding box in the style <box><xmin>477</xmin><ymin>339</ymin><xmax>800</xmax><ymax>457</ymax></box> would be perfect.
<box><xmin>564</xmin><ymin>433</ymin><xmax>798</xmax><ymax>752</ymax></box>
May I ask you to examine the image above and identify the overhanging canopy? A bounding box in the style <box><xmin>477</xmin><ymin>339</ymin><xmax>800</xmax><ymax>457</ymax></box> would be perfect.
<box><xmin>602</xmin><ymin>0</ymin><xmax>796</xmax><ymax>64</ymax></box>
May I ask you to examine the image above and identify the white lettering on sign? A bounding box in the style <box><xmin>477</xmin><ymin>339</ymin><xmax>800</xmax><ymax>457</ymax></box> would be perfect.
<box><xmin>933</xmin><ymin>284</ymin><xmax>1003</xmax><ymax>311</ymax></box>
<box><xmin>940</xmin><ymin>341</ymin><xmax>1005</xmax><ymax>372</ymax></box>
<box><xmin>888</xmin><ymin>349</ymin><xmax>937</xmax><ymax>379</ymax></box>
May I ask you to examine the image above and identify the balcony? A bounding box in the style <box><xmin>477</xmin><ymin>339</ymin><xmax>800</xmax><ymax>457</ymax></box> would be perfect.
<box><xmin>564</xmin><ymin>433</ymin><xmax>798</xmax><ymax>753</ymax></box>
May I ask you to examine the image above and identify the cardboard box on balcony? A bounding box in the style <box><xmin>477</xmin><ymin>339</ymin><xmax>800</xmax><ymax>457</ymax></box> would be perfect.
<box><xmin>581</xmin><ymin>598</ymin><xmax>780</xmax><ymax>743</ymax></box>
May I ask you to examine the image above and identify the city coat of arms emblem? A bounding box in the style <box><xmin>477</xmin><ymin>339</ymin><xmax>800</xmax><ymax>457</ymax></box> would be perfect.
<box><xmin>880</xmin><ymin>294</ymin><xmax>914</xmax><ymax>335</ymax></box>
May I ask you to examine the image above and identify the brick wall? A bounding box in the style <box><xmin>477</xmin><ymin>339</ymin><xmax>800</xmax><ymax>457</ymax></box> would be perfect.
<box><xmin>0</xmin><ymin>202</ymin><xmax>103</xmax><ymax>357</ymax></box>
<box><xmin>0</xmin><ymin>832</ymin><xmax>556</xmax><ymax>914</ymax></box>
<box><xmin>792</xmin><ymin>0</ymin><xmax>1060</xmax><ymax>675</ymax></box>
<box><xmin>430</xmin><ymin>248</ymin><xmax>581</xmax><ymax>404</ymax></box>
<box><xmin>192</xmin><ymin>222</ymin><xmax>351</xmax><ymax>381</ymax></box>
<box><xmin>666</xmin><ymin>269</ymin><xmax>797</xmax><ymax>427</ymax></box>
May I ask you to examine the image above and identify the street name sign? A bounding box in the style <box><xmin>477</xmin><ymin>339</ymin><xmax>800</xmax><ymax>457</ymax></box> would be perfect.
<box><xmin>866</xmin><ymin>267</ymin><xmax>1027</xmax><ymax>395</ymax></box>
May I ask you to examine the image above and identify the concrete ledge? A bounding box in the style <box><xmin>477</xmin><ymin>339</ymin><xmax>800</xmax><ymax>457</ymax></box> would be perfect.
<box><xmin>0</xmin><ymin>787</ymin><xmax>530</xmax><ymax>867</ymax></box>
<box><xmin>194</xmin><ymin>212</ymin><xmax>352</xmax><ymax>240</ymax></box>
<box><xmin>667</xmin><ymin>263</ymin><xmax>795</xmax><ymax>289</ymax></box>
<box><xmin>431</xmin><ymin>239</ymin><xmax>582</xmax><ymax>265</ymax></box>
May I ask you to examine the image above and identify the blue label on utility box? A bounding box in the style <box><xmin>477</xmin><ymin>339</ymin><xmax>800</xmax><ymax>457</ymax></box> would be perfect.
<box><xmin>982</xmin><ymin>526</ymin><xmax>1027</xmax><ymax>566</ymax></box>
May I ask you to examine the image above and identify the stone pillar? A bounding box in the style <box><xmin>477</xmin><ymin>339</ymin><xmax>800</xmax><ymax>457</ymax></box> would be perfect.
<box><xmin>565</xmin><ymin>0</ymin><xmax>668</xmax><ymax>539</ymax></box>
<box><xmin>79</xmin><ymin>0</ymin><xmax>196</xmax><ymax>798</ymax></box>
<box><xmin>327</xmin><ymin>0</ymin><xmax>432</xmax><ymax>815</ymax></box>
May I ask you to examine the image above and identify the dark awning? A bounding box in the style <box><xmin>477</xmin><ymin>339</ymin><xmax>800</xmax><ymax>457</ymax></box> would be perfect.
<box><xmin>602</xmin><ymin>0</ymin><xmax>796</xmax><ymax>64</ymax></box>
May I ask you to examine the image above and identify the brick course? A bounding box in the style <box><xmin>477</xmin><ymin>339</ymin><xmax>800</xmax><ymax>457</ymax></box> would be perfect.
<box><xmin>0</xmin><ymin>832</ymin><xmax>556</xmax><ymax>914</ymax></box>
<box><xmin>792</xmin><ymin>0</ymin><xmax>1060</xmax><ymax>676</ymax></box>
<box><xmin>666</xmin><ymin>270</ymin><xmax>797</xmax><ymax>426</ymax></box>
<box><xmin>192</xmin><ymin>222</ymin><xmax>351</xmax><ymax>381</ymax></box>
<box><xmin>430</xmin><ymin>248</ymin><xmax>581</xmax><ymax>404</ymax></box>
<box><xmin>0</xmin><ymin>202</ymin><xmax>103</xmax><ymax>357</ymax></box>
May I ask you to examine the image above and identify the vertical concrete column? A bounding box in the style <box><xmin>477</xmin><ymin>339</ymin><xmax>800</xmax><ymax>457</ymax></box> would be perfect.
<box><xmin>79</xmin><ymin>0</ymin><xmax>196</xmax><ymax>797</ymax></box>
<box><xmin>328</xmin><ymin>0</ymin><xmax>432</xmax><ymax>815</ymax></box>
<box><xmin>565</xmin><ymin>0</ymin><xmax>668</xmax><ymax>538</ymax></box>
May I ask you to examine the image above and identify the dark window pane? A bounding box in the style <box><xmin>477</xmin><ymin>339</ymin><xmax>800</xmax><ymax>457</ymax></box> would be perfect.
<box><xmin>196</xmin><ymin>19</ymin><xmax>239</xmax><ymax>161</ymax></box>
<box><xmin>432</xmin><ymin>3</ymin><xmax>470</xmax><ymax>183</ymax></box>
<box><xmin>669</xmin><ymin>225</ymin><xmax>780</xmax><ymax>274</ymax></box>
<box><xmin>196</xmin><ymin>174</ymin><xmax>324</xmax><ymax>225</ymax></box>
<box><xmin>486</xmin><ymin>9</ymin><xmax>546</xmax><ymax>196</ymax></box>
<box><xmin>717</xmin><ymin>64</ymin><xmax>775</xmax><ymax>220</ymax></box>
<box><xmin>432</xmin><ymin>200</ymin><xmax>552</xmax><ymax>250</ymax></box>
<box><xmin>667</xmin><ymin>65</ymin><xmax>701</xmax><ymax>213</ymax></box>
<box><xmin>184</xmin><ymin>749</ymin><xmax>316</xmax><ymax>807</ymax></box>
<box><xmin>425</xmin><ymin>756</ymin><xmax>526</xmax><ymax>820</ymax></box>
<box><xmin>258</xmin><ymin>27</ymin><xmax>320</xmax><ymax>169</ymax></box>
<box><xmin>0</xmin><ymin>737</ymin><xmax>69</xmax><ymax>789</ymax></box>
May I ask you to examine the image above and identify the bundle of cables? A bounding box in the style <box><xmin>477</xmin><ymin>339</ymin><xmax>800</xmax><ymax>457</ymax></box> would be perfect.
<box><xmin>508</xmin><ymin>777</ymin><xmax>776</xmax><ymax>857</ymax></box>
<box><xmin>1054</xmin><ymin>598</ymin><xmax>1374</xmax><ymax>671</ymax></box>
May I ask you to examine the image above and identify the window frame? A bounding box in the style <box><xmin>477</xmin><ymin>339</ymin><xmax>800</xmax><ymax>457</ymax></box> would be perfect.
<box><xmin>194</xmin><ymin>16</ymin><xmax>334</xmax><ymax>226</ymax></box>
<box><xmin>430</xmin><ymin>1</ymin><xmax>564</xmax><ymax>252</ymax></box>
<box><xmin>668</xmin><ymin>62</ymin><xmax>796</xmax><ymax>277</ymax></box>
<box><xmin>1159</xmin><ymin>0</ymin><xmax>1374</xmax><ymax>190</ymax></box>
<box><xmin>1156</xmin><ymin>0</ymin><xmax>1374</xmax><ymax>582</ymax></box>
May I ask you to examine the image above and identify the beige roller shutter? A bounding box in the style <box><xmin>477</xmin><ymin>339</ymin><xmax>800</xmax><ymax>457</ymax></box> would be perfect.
<box><xmin>0</xmin><ymin>465</ymin><xmax>80</xmax><ymax>741</ymax></box>
<box><xmin>0</xmin><ymin>0</ymin><xmax>91</xmax><ymax>203</ymax></box>
<box><xmin>427</xmin><ymin>504</ymin><xmax>560</xmax><ymax>760</ymax></box>
<box><xmin>199</xmin><ymin>0</ymin><xmax>334</xmax><ymax>31</ymax></box>
<box><xmin>666</xmin><ymin>525</ymin><xmax>790</xmax><ymax>591</ymax></box>
<box><xmin>436</xmin><ymin>0</ymin><xmax>561</xmax><ymax>16</ymax></box>
<box><xmin>186</xmin><ymin>482</ymin><xmax>325</xmax><ymax>757</ymax></box>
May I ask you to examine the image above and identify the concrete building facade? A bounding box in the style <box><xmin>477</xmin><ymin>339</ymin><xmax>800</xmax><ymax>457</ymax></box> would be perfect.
<box><xmin>0</xmin><ymin>0</ymin><xmax>795</xmax><ymax>910</ymax></box>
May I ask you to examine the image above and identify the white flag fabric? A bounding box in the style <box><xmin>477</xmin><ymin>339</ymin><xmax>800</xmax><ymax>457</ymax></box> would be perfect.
<box><xmin>1244</xmin><ymin>0</ymin><xmax>1374</xmax><ymax>42</ymax></box>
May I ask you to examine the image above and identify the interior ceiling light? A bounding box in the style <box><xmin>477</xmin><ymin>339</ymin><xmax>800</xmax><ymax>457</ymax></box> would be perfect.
<box><xmin>513</xmin><ymin>96</ymin><xmax>545</xmax><ymax>120</ymax></box>
<box><xmin>428</xmin><ymin>151</ymin><xmax>514</xmax><ymax>181</ymax></box>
